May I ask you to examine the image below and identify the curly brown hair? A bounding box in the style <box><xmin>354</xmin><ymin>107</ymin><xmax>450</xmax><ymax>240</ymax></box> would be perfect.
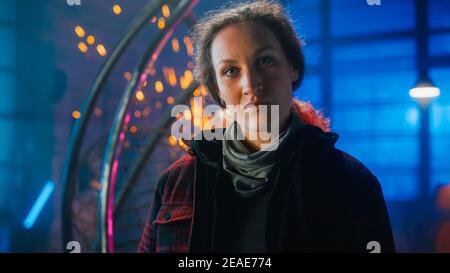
<box><xmin>191</xmin><ymin>0</ymin><xmax>305</xmax><ymax>108</ymax></box>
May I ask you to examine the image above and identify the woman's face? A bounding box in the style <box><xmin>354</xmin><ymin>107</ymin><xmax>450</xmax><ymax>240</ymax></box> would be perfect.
<box><xmin>210</xmin><ymin>21</ymin><xmax>298</xmax><ymax>134</ymax></box>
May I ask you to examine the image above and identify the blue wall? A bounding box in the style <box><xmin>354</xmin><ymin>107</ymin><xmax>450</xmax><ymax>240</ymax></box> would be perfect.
<box><xmin>0</xmin><ymin>0</ymin><xmax>16</xmax><ymax>253</ymax></box>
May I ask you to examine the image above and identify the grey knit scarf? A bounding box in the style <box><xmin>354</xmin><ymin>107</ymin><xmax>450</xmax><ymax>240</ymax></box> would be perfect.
<box><xmin>222</xmin><ymin>113</ymin><xmax>304</xmax><ymax>197</ymax></box>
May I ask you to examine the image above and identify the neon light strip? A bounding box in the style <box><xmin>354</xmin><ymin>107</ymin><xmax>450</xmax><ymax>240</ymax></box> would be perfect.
<box><xmin>23</xmin><ymin>181</ymin><xmax>55</xmax><ymax>229</ymax></box>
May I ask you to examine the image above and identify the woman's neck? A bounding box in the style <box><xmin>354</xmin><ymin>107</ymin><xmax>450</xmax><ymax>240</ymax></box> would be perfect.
<box><xmin>240</xmin><ymin>113</ymin><xmax>291</xmax><ymax>153</ymax></box>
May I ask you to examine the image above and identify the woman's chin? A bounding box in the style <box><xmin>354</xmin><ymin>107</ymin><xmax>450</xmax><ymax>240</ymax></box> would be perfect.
<box><xmin>238</xmin><ymin>120</ymin><xmax>272</xmax><ymax>134</ymax></box>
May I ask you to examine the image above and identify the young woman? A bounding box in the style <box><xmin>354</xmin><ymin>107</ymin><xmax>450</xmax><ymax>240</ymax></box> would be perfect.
<box><xmin>138</xmin><ymin>0</ymin><xmax>395</xmax><ymax>253</ymax></box>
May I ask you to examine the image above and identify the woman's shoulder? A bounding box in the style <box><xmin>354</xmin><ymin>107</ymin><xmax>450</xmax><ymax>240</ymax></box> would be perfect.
<box><xmin>164</xmin><ymin>153</ymin><xmax>197</xmax><ymax>181</ymax></box>
<box><xmin>155</xmin><ymin>154</ymin><xmax>196</xmax><ymax>196</ymax></box>
<box><xmin>166</xmin><ymin>153</ymin><xmax>196</xmax><ymax>172</ymax></box>
<box><xmin>335</xmin><ymin>149</ymin><xmax>383</xmax><ymax>196</ymax></box>
<box><xmin>339</xmin><ymin>150</ymin><xmax>374</xmax><ymax>176</ymax></box>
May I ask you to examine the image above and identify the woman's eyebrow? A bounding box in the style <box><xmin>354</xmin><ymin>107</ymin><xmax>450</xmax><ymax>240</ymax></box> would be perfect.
<box><xmin>253</xmin><ymin>46</ymin><xmax>277</xmax><ymax>56</ymax></box>
<box><xmin>216</xmin><ymin>47</ymin><xmax>278</xmax><ymax>67</ymax></box>
<box><xmin>216</xmin><ymin>59</ymin><xmax>237</xmax><ymax>66</ymax></box>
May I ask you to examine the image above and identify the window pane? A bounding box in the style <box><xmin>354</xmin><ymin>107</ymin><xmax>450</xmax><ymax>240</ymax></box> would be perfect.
<box><xmin>0</xmin><ymin>73</ymin><xmax>15</xmax><ymax>113</ymax></box>
<box><xmin>0</xmin><ymin>0</ymin><xmax>15</xmax><ymax>22</ymax></box>
<box><xmin>294</xmin><ymin>74</ymin><xmax>321</xmax><ymax>108</ymax></box>
<box><xmin>336</xmin><ymin>137</ymin><xmax>418</xmax><ymax>167</ymax></box>
<box><xmin>431</xmin><ymin>172</ymin><xmax>450</xmax><ymax>196</ymax></box>
<box><xmin>431</xmin><ymin>138</ymin><xmax>450</xmax><ymax>170</ymax></box>
<box><xmin>429</xmin><ymin>0</ymin><xmax>450</xmax><ymax>30</ymax></box>
<box><xmin>429</xmin><ymin>33</ymin><xmax>450</xmax><ymax>57</ymax></box>
<box><xmin>430</xmin><ymin>68</ymin><xmax>450</xmax><ymax>101</ymax></box>
<box><xmin>0</xmin><ymin>27</ymin><xmax>15</xmax><ymax>67</ymax></box>
<box><xmin>332</xmin><ymin>39</ymin><xmax>416</xmax><ymax>103</ymax></box>
<box><xmin>0</xmin><ymin>120</ymin><xmax>13</xmax><ymax>162</ymax></box>
<box><xmin>332</xmin><ymin>39</ymin><xmax>415</xmax><ymax>71</ymax></box>
<box><xmin>303</xmin><ymin>44</ymin><xmax>321</xmax><ymax>72</ymax></box>
<box><xmin>428</xmin><ymin>68</ymin><xmax>450</xmax><ymax>196</ymax></box>
<box><xmin>288</xmin><ymin>0</ymin><xmax>321</xmax><ymax>40</ymax></box>
<box><xmin>333</xmin><ymin>103</ymin><xmax>419</xmax><ymax>132</ymax></box>
<box><xmin>332</xmin><ymin>71</ymin><xmax>417</xmax><ymax>103</ymax></box>
<box><xmin>430</xmin><ymin>68</ymin><xmax>450</xmax><ymax>134</ymax></box>
<box><xmin>431</xmin><ymin>103</ymin><xmax>450</xmax><ymax>135</ymax></box>
<box><xmin>376</xmin><ymin>173</ymin><xmax>418</xmax><ymax>201</ymax></box>
<box><xmin>331</xmin><ymin>0</ymin><xmax>414</xmax><ymax>37</ymax></box>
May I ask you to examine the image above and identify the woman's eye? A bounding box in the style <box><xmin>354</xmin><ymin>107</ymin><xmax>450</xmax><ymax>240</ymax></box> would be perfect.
<box><xmin>224</xmin><ymin>68</ymin><xmax>238</xmax><ymax>77</ymax></box>
<box><xmin>259</xmin><ymin>56</ymin><xmax>275</xmax><ymax>66</ymax></box>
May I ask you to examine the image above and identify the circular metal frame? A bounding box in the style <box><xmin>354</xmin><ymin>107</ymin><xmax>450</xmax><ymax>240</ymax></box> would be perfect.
<box><xmin>61</xmin><ymin>0</ymin><xmax>199</xmax><ymax>252</ymax></box>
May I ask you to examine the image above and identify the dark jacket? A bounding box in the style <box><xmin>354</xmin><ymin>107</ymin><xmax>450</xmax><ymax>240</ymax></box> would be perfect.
<box><xmin>138</xmin><ymin>124</ymin><xmax>395</xmax><ymax>253</ymax></box>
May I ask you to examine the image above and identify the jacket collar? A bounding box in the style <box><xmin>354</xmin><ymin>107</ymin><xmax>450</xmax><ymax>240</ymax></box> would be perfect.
<box><xmin>187</xmin><ymin>124</ymin><xmax>340</xmax><ymax>167</ymax></box>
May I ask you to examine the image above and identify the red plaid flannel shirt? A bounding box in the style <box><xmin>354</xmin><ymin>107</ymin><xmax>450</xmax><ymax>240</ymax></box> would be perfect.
<box><xmin>137</xmin><ymin>154</ymin><xmax>196</xmax><ymax>253</ymax></box>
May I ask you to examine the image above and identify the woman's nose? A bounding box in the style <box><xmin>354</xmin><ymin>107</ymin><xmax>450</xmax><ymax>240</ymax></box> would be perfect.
<box><xmin>241</xmin><ymin>70</ymin><xmax>263</xmax><ymax>96</ymax></box>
